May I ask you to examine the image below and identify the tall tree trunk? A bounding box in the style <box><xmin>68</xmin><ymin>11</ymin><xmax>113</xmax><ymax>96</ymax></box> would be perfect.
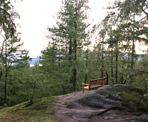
<box><xmin>126</xmin><ymin>51</ymin><xmax>130</xmax><ymax>82</ymax></box>
<box><xmin>105</xmin><ymin>72</ymin><xmax>109</xmax><ymax>85</ymax></box>
<box><xmin>97</xmin><ymin>46</ymin><xmax>101</xmax><ymax>78</ymax></box>
<box><xmin>4</xmin><ymin>40</ymin><xmax>8</xmax><ymax>104</ymax></box>
<box><xmin>72</xmin><ymin>2</ymin><xmax>78</xmax><ymax>91</ymax></box>
<box><xmin>115</xmin><ymin>41</ymin><xmax>118</xmax><ymax>84</ymax></box>
<box><xmin>100</xmin><ymin>45</ymin><xmax>104</xmax><ymax>78</ymax></box>
<box><xmin>58</xmin><ymin>46</ymin><xmax>61</xmax><ymax>68</ymax></box>
<box><xmin>120</xmin><ymin>64</ymin><xmax>124</xmax><ymax>84</ymax></box>
<box><xmin>69</xmin><ymin>38</ymin><xmax>72</xmax><ymax>61</ymax></box>
<box><xmin>72</xmin><ymin>37</ymin><xmax>77</xmax><ymax>91</ymax></box>
<box><xmin>0</xmin><ymin>70</ymin><xmax>2</xmax><ymax>97</ymax></box>
<box><xmin>131</xmin><ymin>40</ymin><xmax>135</xmax><ymax>71</ymax></box>
<box><xmin>129</xmin><ymin>39</ymin><xmax>135</xmax><ymax>84</ymax></box>
<box><xmin>127</xmin><ymin>52</ymin><xmax>130</xmax><ymax>69</ymax></box>
<box><xmin>69</xmin><ymin>38</ymin><xmax>73</xmax><ymax>85</ymax></box>
<box><xmin>110</xmin><ymin>49</ymin><xmax>114</xmax><ymax>84</ymax></box>
<box><xmin>0</xmin><ymin>70</ymin><xmax>2</xmax><ymax>81</ymax></box>
<box><xmin>129</xmin><ymin>14</ymin><xmax>136</xmax><ymax>84</ymax></box>
<box><xmin>72</xmin><ymin>68</ymin><xmax>77</xmax><ymax>91</ymax></box>
<box><xmin>84</xmin><ymin>49</ymin><xmax>88</xmax><ymax>83</ymax></box>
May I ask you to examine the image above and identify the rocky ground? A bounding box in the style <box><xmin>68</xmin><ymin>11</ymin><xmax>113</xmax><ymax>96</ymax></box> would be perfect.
<box><xmin>54</xmin><ymin>85</ymin><xmax>148</xmax><ymax>122</ymax></box>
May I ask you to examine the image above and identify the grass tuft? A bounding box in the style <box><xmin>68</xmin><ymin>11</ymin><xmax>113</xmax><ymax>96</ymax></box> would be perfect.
<box><xmin>0</xmin><ymin>96</ymin><xmax>58</xmax><ymax>122</ymax></box>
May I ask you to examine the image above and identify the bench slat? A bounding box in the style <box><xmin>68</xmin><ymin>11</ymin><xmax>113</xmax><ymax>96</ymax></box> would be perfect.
<box><xmin>82</xmin><ymin>78</ymin><xmax>106</xmax><ymax>93</ymax></box>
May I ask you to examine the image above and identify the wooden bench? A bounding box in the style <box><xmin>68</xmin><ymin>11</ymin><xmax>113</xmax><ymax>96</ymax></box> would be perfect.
<box><xmin>81</xmin><ymin>78</ymin><xmax>106</xmax><ymax>93</ymax></box>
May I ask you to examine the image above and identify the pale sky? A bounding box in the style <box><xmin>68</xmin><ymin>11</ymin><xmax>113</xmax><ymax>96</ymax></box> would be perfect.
<box><xmin>13</xmin><ymin>0</ymin><xmax>115</xmax><ymax>58</ymax></box>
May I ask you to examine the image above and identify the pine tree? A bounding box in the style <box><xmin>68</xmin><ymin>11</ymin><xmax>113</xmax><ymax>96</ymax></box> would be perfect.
<box><xmin>0</xmin><ymin>1</ymin><xmax>29</xmax><ymax>105</ymax></box>
<box><xmin>46</xmin><ymin>0</ymin><xmax>90</xmax><ymax>91</ymax></box>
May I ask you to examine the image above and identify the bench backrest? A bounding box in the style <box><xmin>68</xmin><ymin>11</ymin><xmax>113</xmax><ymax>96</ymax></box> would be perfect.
<box><xmin>89</xmin><ymin>78</ymin><xmax>106</xmax><ymax>89</ymax></box>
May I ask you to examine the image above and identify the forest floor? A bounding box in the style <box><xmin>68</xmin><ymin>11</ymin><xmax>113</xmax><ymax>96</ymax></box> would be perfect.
<box><xmin>54</xmin><ymin>91</ymin><xmax>148</xmax><ymax>122</ymax></box>
<box><xmin>0</xmin><ymin>97</ymin><xmax>58</xmax><ymax>122</ymax></box>
<box><xmin>0</xmin><ymin>90</ymin><xmax>147</xmax><ymax>122</ymax></box>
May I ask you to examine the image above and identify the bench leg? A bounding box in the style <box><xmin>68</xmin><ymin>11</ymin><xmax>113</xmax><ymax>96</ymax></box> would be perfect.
<box><xmin>82</xmin><ymin>88</ymin><xmax>84</xmax><ymax>93</ymax></box>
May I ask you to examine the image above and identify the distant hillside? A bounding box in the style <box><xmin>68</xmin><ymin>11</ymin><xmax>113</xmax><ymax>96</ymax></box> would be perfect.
<box><xmin>29</xmin><ymin>58</ymin><xmax>42</xmax><ymax>66</ymax></box>
<box><xmin>13</xmin><ymin>58</ymin><xmax>42</xmax><ymax>67</ymax></box>
<box><xmin>29</xmin><ymin>58</ymin><xmax>41</xmax><ymax>64</ymax></box>
<box><xmin>16</xmin><ymin>54</ymin><xmax>143</xmax><ymax>67</ymax></box>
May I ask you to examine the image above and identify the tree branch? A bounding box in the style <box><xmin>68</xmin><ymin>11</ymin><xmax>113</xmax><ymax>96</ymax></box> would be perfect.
<box><xmin>138</xmin><ymin>16</ymin><xmax>147</xmax><ymax>23</ymax></box>
<box><xmin>141</xmin><ymin>6</ymin><xmax>148</xmax><ymax>20</ymax></box>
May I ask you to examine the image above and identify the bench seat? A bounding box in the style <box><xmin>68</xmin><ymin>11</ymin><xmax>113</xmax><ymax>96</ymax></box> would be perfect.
<box><xmin>83</xmin><ymin>84</ymin><xmax>102</xmax><ymax>89</ymax></box>
<box><xmin>81</xmin><ymin>78</ymin><xmax>106</xmax><ymax>93</ymax></box>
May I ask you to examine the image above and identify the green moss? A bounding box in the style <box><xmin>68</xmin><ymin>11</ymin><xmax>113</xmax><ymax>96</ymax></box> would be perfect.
<box><xmin>122</xmin><ymin>92</ymin><xmax>142</xmax><ymax>103</ymax></box>
<box><xmin>121</xmin><ymin>91</ymin><xmax>148</xmax><ymax>112</ymax></box>
<box><xmin>0</xmin><ymin>96</ymin><xmax>58</xmax><ymax>122</ymax></box>
<box><xmin>98</xmin><ymin>84</ymin><xmax>139</xmax><ymax>95</ymax></box>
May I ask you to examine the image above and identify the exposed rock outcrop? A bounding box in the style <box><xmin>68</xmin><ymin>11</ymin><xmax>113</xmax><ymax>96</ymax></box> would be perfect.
<box><xmin>54</xmin><ymin>84</ymin><xmax>148</xmax><ymax>122</ymax></box>
<box><xmin>67</xmin><ymin>84</ymin><xmax>147</xmax><ymax>111</ymax></box>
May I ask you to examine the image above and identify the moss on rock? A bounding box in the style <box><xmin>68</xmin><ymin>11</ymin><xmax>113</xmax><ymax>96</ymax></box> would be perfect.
<box><xmin>67</xmin><ymin>84</ymin><xmax>148</xmax><ymax>112</ymax></box>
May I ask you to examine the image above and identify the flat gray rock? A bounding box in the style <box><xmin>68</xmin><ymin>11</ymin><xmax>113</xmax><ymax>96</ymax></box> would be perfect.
<box><xmin>55</xmin><ymin>84</ymin><xmax>148</xmax><ymax>122</ymax></box>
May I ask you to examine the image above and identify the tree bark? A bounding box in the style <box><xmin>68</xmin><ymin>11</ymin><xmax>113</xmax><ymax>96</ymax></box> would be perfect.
<box><xmin>69</xmin><ymin>38</ymin><xmax>72</xmax><ymax>61</ymax></box>
<box><xmin>84</xmin><ymin>49</ymin><xmax>88</xmax><ymax>83</ymax></box>
<box><xmin>72</xmin><ymin>68</ymin><xmax>77</xmax><ymax>91</ymax></box>
<box><xmin>100</xmin><ymin>45</ymin><xmax>104</xmax><ymax>78</ymax></box>
<box><xmin>0</xmin><ymin>70</ymin><xmax>2</xmax><ymax>81</ymax></box>
<box><xmin>72</xmin><ymin>1</ymin><xmax>78</xmax><ymax>91</ymax></box>
<box><xmin>72</xmin><ymin>37</ymin><xmax>77</xmax><ymax>91</ymax></box>
<box><xmin>129</xmin><ymin>39</ymin><xmax>135</xmax><ymax>84</ymax></box>
<box><xmin>120</xmin><ymin>64</ymin><xmax>124</xmax><ymax>84</ymax></box>
<box><xmin>110</xmin><ymin>49</ymin><xmax>114</xmax><ymax>84</ymax></box>
<box><xmin>4</xmin><ymin>40</ymin><xmax>8</xmax><ymax>105</ymax></box>
<box><xmin>115</xmin><ymin>41</ymin><xmax>118</xmax><ymax>84</ymax></box>
<box><xmin>106</xmin><ymin>72</ymin><xmax>109</xmax><ymax>85</ymax></box>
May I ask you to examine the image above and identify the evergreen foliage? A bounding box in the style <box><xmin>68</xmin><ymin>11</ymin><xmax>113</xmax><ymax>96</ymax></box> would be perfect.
<box><xmin>0</xmin><ymin>0</ymin><xmax>148</xmax><ymax>108</ymax></box>
<box><xmin>0</xmin><ymin>0</ymin><xmax>29</xmax><ymax>105</ymax></box>
<box><xmin>41</xmin><ymin>0</ymin><xmax>91</xmax><ymax>92</ymax></box>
